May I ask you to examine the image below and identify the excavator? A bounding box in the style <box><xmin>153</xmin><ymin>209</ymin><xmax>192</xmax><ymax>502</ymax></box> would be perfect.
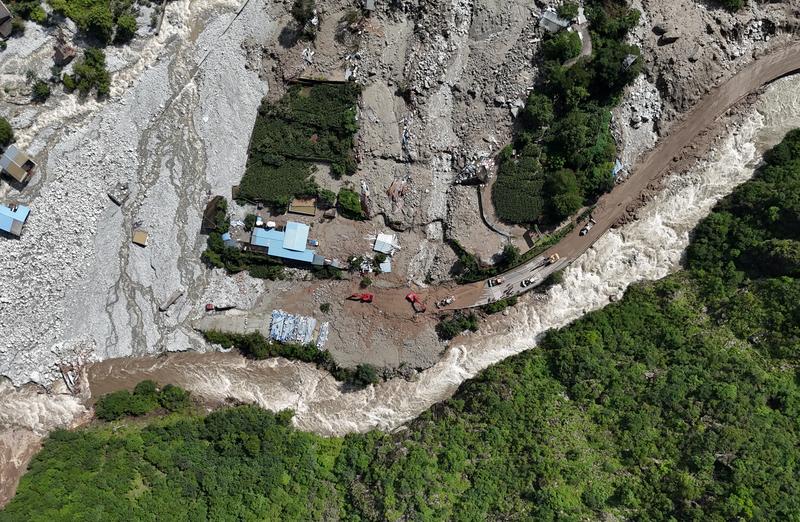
<box><xmin>405</xmin><ymin>292</ymin><xmax>426</xmax><ymax>313</ymax></box>
<box><xmin>348</xmin><ymin>293</ymin><xmax>374</xmax><ymax>303</ymax></box>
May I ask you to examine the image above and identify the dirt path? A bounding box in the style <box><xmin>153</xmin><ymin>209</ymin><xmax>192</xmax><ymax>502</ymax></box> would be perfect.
<box><xmin>443</xmin><ymin>41</ymin><xmax>800</xmax><ymax>309</ymax></box>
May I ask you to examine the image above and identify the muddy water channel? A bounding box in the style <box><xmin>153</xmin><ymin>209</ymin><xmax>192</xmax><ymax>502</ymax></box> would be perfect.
<box><xmin>85</xmin><ymin>75</ymin><xmax>800</xmax><ymax>437</ymax></box>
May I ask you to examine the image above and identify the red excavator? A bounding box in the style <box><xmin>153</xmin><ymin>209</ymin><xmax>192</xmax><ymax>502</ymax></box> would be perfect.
<box><xmin>348</xmin><ymin>293</ymin><xmax>374</xmax><ymax>303</ymax></box>
<box><xmin>405</xmin><ymin>292</ymin><xmax>426</xmax><ymax>313</ymax></box>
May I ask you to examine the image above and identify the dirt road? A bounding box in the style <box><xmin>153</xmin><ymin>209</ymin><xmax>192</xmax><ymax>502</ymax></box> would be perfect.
<box><xmin>443</xmin><ymin>42</ymin><xmax>800</xmax><ymax>309</ymax></box>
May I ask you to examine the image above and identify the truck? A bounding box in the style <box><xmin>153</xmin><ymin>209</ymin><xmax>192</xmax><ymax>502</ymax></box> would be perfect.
<box><xmin>405</xmin><ymin>292</ymin><xmax>426</xmax><ymax>313</ymax></box>
<box><xmin>488</xmin><ymin>277</ymin><xmax>505</xmax><ymax>287</ymax></box>
<box><xmin>547</xmin><ymin>253</ymin><xmax>560</xmax><ymax>265</ymax></box>
<box><xmin>580</xmin><ymin>217</ymin><xmax>596</xmax><ymax>236</ymax></box>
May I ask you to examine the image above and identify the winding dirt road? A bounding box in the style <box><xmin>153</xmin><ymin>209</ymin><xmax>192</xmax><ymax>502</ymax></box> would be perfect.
<box><xmin>443</xmin><ymin>41</ymin><xmax>800</xmax><ymax>309</ymax></box>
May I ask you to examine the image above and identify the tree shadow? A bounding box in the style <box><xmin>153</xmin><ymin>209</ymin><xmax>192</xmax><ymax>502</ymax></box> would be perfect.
<box><xmin>278</xmin><ymin>24</ymin><xmax>300</xmax><ymax>49</ymax></box>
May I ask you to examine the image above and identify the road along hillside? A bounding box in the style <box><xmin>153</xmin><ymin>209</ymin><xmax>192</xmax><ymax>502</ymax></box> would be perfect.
<box><xmin>441</xmin><ymin>41</ymin><xmax>800</xmax><ymax>309</ymax></box>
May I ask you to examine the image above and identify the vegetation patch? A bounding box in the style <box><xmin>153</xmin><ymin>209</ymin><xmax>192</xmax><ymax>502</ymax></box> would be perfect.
<box><xmin>203</xmin><ymin>330</ymin><xmax>381</xmax><ymax>388</ymax></box>
<box><xmin>0</xmin><ymin>117</ymin><xmax>12</xmax><ymax>148</ymax></box>
<box><xmin>435</xmin><ymin>312</ymin><xmax>479</xmax><ymax>340</ymax></box>
<box><xmin>48</xmin><ymin>0</ymin><xmax>138</xmax><ymax>45</ymax></box>
<box><xmin>480</xmin><ymin>296</ymin><xmax>517</xmax><ymax>314</ymax></box>
<box><xmin>238</xmin><ymin>83</ymin><xmax>360</xmax><ymax>211</ymax></box>
<box><xmin>492</xmin><ymin>0</ymin><xmax>641</xmax><ymax>224</ymax></box>
<box><xmin>95</xmin><ymin>380</ymin><xmax>191</xmax><ymax>421</ymax></box>
<box><xmin>62</xmin><ymin>48</ymin><xmax>111</xmax><ymax>98</ymax></box>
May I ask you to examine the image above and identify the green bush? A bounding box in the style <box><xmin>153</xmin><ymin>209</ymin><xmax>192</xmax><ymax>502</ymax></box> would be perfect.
<box><xmin>542</xmin><ymin>30</ymin><xmax>582</xmax><ymax>62</ymax></box>
<box><xmin>337</xmin><ymin>188</ymin><xmax>363</xmax><ymax>219</ymax></box>
<box><xmin>243</xmin><ymin>214</ymin><xmax>257</xmax><ymax>231</ymax></box>
<box><xmin>0</xmin><ymin>117</ymin><xmax>13</xmax><ymax>147</ymax></box>
<box><xmin>291</xmin><ymin>0</ymin><xmax>317</xmax><ymax>39</ymax></box>
<box><xmin>481</xmin><ymin>296</ymin><xmax>518</xmax><ymax>314</ymax></box>
<box><xmin>94</xmin><ymin>380</ymin><xmax>190</xmax><ymax>421</ymax></box>
<box><xmin>317</xmin><ymin>188</ymin><xmax>336</xmax><ymax>209</ymax></box>
<box><xmin>320</xmin><ymin>302</ymin><xmax>331</xmax><ymax>313</ymax></box>
<box><xmin>359</xmin><ymin>277</ymin><xmax>372</xmax><ymax>288</ymax></box>
<box><xmin>201</xmin><ymin>330</ymin><xmax>379</xmax><ymax>387</ymax></box>
<box><xmin>436</xmin><ymin>313</ymin><xmax>479</xmax><ymax>340</ymax></box>
<box><xmin>31</xmin><ymin>80</ymin><xmax>51</xmax><ymax>102</ymax></box>
<box><xmin>114</xmin><ymin>12</ymin><xmax>137</xmax><ymax>43</ymax></box>
<box><xmin>63</xmin><ymin>48</ymin><xmax>110</xmax><ymax>98</ymax></box>
<box><xmin>557</xmin><ymin>1</ymin><xmax>579</xmax><ymax>19</ymax></box>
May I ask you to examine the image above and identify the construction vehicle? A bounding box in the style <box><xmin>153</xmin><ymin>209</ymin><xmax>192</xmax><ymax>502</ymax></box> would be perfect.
<box><xmin>405</xmin><ymin>292</ymin><xmax>426</xmax><ymax>313</ymax></box>
<box><xmin>487</xmin><ymin>277</ymin><xmax>505</xmax><ymax>287</ymax></box>
<box><xmin>436</xmin><ymin>295</ymin><xmax>455</xmax><ymax>308</ymax></box>
<box><xmin>580</xmin><ymin>217</ymin><xmax>596</xmax><ymax>236</ymax></box>
<box><xmin>547</xmin><ymin>253</ymin><xmax>560</xmax><ymax>265</ymax></box>
<box><xmin>348</xmin><ymin>293</ymin><xmax>374</xmax><ymax>303</ymax></box>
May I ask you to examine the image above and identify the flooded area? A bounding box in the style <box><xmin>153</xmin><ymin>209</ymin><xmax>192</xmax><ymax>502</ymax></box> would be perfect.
<box><xmin>86</xmin><ymin>75</ymin><xmax>800</xmax><ymax>437</ymax></box>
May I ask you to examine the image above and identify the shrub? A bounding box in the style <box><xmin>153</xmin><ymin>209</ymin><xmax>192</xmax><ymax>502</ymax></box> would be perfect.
<box><xmin>0</xmin><ymin>117</ymin><xmax>13</xmax><ymax>147</ymax></box>
<box><xmin>317</xmin><ymin>188</ymin><xmax>336</xmax><ymax>209</ymax></box>
<box><xmin>436</xmin><ymin>313</ymin><xmax>479</xmax><ymax>341</ymax></box>
<box><xmin>320</xmin><ymin>302</ymin><xmax>331</xmax><ymax>313</ymax></box>
<box><xmin>64</xmin><ymin>48</ymin><xmax>111</xmax><ymax>98</ymax></box>
<box><xmin>557</xmin><ymin>1</ymin><xmax>579</xmax><ymax>19</ymax></box>
<box><xmin>360</xmin><ymin>277</ymin><xmax>372</xmax><ymax>288</ymax></box>
<box><xmin>337</xmin><ymin>188</ymin><xmax>363</xmax><ymax>219</ymax></box>
<box><xmin>481</xmin><ymin>296</ymin><xmax>518</xmax><ymax>315</ymax></box>
<box><xmin>114</xmin><ymin>12</ymin><xmax>137</xmax><ymax>43</ymax></box>
<box><xmin>542</xmin><ymin>30</ymin><xmax>582</xmax><ymax>62</ymax></box>
<box><xmin>94</xmin><ymin>380</ymin><xmax>190</xmax><ymax>420</ymax></box>
<box><xmin>31</xmin><ymin>80</ymin><xmax>51</xmax><ymax>102</ymax></box>
<box><xmin>353</xmin><ymin>364</ymin><xmax>379</xmax><ymax>386</ymax></box>
<box><xmin>291</xmin><ymin>0</ymin><xmax>317</xmax><ymax>40</ymax></box>
<box><xmin>243</xmin><ymin>214</ymin><xmax>257</xmax><ymax>231</ymax></box>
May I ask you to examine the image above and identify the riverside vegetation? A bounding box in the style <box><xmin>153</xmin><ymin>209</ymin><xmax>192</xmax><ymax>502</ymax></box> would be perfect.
<box><xmin>4</xmin><ymin>129</ymin><xmax>800</xmax><ymax>520</ymax></box>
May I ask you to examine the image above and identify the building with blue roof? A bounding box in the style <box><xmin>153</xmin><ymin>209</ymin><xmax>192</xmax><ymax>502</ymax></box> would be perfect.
<box><xmin>283</xmin><ymin>222</ymin><xmax>310</xmax><ymax>251</ymax></box>
<box><xmin>249</xmin><ymin>222</ymin><xmax>316</xmax><ymax>264</ymax></box>
<box><xmin>0</xmin><ymin>203</ymin><xmax>30</xmax><ymax>237</ymax></box>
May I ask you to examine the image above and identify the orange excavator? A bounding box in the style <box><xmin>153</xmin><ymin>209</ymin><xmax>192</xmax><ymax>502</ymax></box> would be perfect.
<box><xmin>348</xmin><ymin>292</ymin><xmax>374</xmax><ymax>303</ymax></box>
<box><xmin>405</xmin><ymin>292</ymin><xmax>426</xmax><ymax>313</ymax></box>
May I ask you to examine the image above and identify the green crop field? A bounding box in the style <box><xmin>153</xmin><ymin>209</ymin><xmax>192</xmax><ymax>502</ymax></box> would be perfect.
<box><xmin>238</xmin><ymin>83</ymin><xmax>360</xmax><ymax>211</ymax></box>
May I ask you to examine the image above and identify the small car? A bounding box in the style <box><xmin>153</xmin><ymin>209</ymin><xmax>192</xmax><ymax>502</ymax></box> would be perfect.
<box><xmin>521</xmin><ymin>278</ymin><xmax>535</xmax><ymax>288</ymax></box>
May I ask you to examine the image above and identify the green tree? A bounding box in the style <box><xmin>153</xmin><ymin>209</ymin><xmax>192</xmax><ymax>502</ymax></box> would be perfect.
<box><xmin>31</xmin><ymin>80</ymin><xmax>51</xmax><ymax>102</ymax></box>
<box><xmin>114</xmin><ymin>13</ymin><xmax>137</xmax><ymax>44</ymax></box>
<box><xmin>542</xmin><ymin>30</ymin><xmax>582</xmax><ymax>62</ymax></box>
<box><xmin>337</xmin><ymin>188</ymin><xmax>363</xmax><ymax>219</ymax></box>
<box><xmin>0</xmin><ymin>117</ymin><xmax>13</xmax><ymax>147</ymax></box>
<box><xmin>159</xmin><ymin>384</ymin><xmax>191</xmax><ymax>412</ymax></box>
<box><xmin>522</xmin><ymin>93</ymin><xmax>555</xmax><ymax>130</ymax></box>
<box><xmin>546</xmin><ymin>168</ymin><xmax>583</xmax><ymax>220</ymax></box>
<box><xmin>558</xmin><ymin>1</ymin><xmax>579</xmax><ymax>19</ymax></box>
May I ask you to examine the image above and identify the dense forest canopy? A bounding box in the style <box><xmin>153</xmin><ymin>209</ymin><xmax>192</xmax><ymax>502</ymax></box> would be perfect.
<box><xmin>4</xmin><ymin>130</ymin><xmax>800</xmax><ymax>520</ymax></box>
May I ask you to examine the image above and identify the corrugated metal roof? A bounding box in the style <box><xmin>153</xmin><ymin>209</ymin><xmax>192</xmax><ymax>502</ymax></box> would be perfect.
<box><xmin>250</xmin><ymin>227</ymin><xmax>284</xmax><ymax>248</ymax></box>
<box><xmin>268</xmin><ymin>243</ymin><xmax>315</xmax><ymax>263</ymax></box>
<box><xmin>283</xmin><ymin>221</ymin><xmax>310</xmax><ymax>251</ymax></box>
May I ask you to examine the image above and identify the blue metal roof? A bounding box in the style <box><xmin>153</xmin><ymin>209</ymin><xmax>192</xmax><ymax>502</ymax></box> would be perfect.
<box><xmin>267</xmin><ymin>243</ymin><xmax>315</xmax><ymax>263</ymax></box>
<box><xmin>250</xmin><ymin>226</ymin><xmax>315</xmax><ymax>263</ymax></box>
<box><xmin>221</xmin><ymin>232</ymin><xmax>231</xmax><ymax>241</ymax></box>
<box><xmin>0</xmin><ymin>204</ymin><xmax>29</xmax><ymax>234</ymax></box>
<box><xmin>250</xmin><ymin>227</ymin><xmax>285</xmax><ymax>248</ymax></box>
<box><xmin>283</xmin><ymin>222</ymin><xmax>310</xmax><ymax>251</ymax></box>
